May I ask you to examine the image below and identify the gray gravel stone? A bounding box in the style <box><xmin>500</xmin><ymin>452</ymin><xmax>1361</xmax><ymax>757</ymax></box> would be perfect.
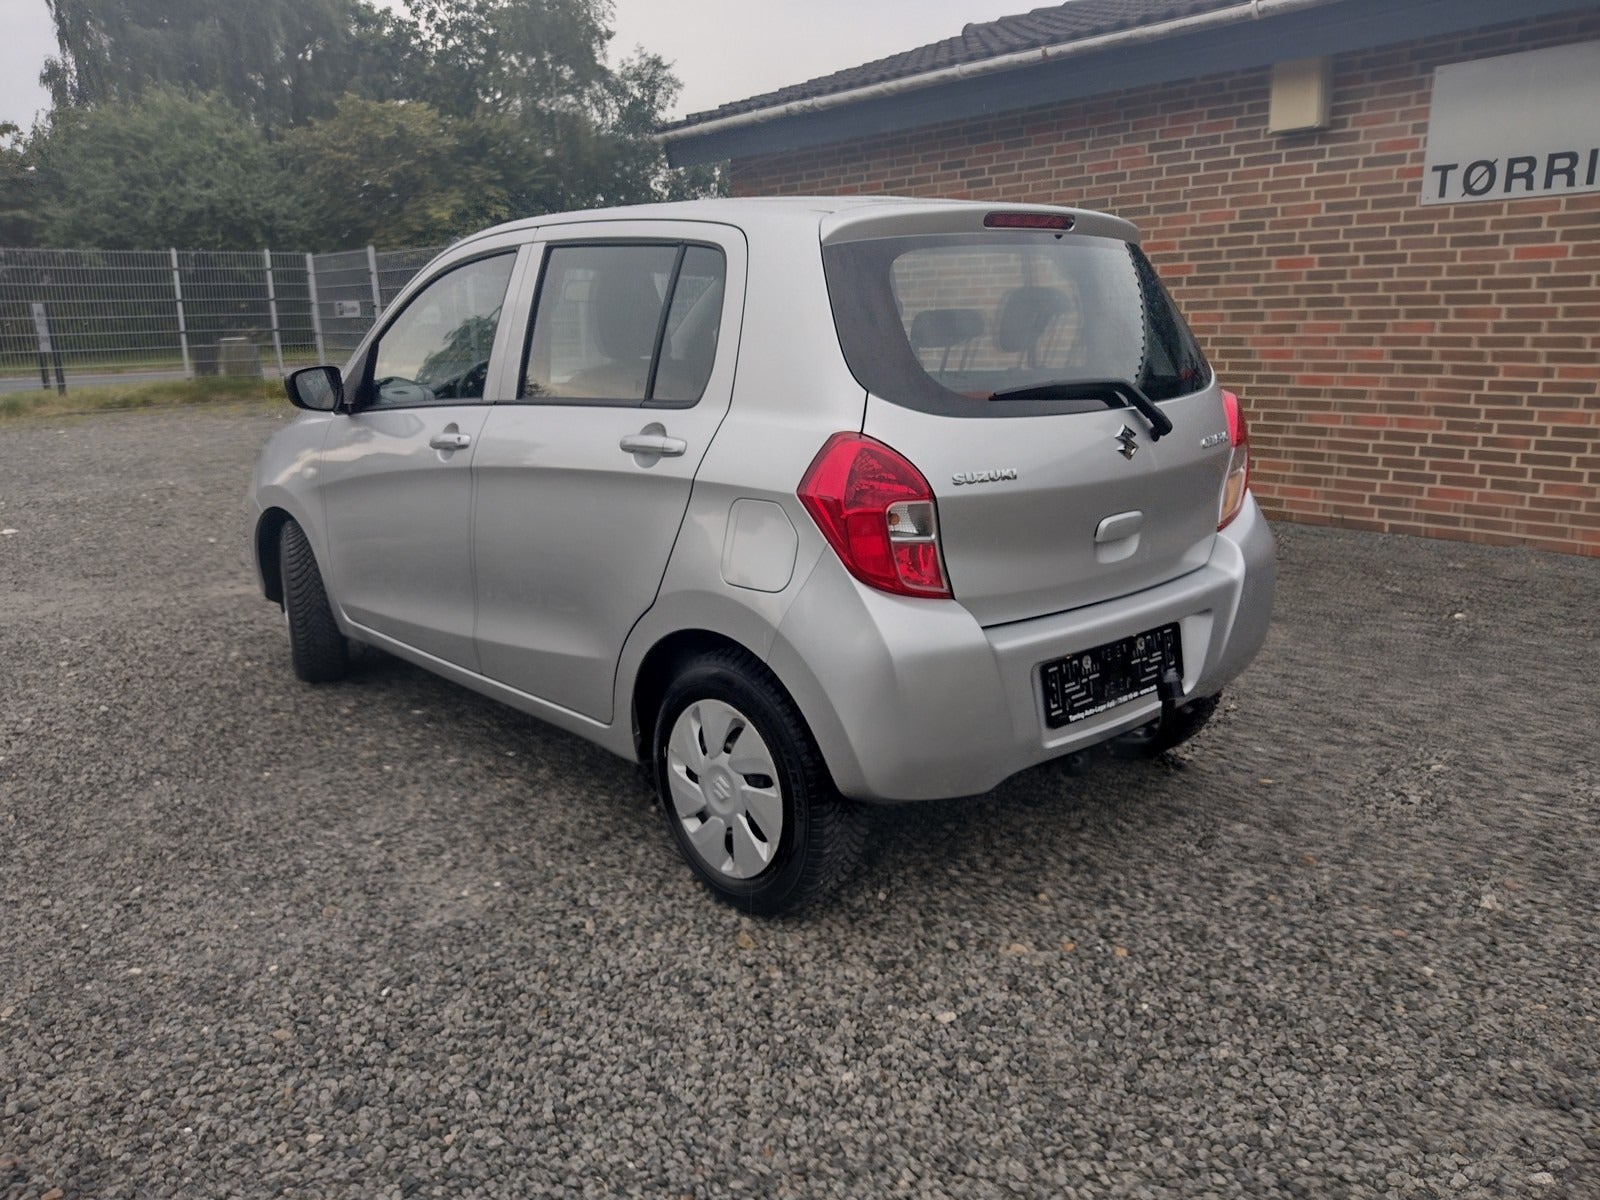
<box><xmin>1</xmin><ymin>404</ymin><xmax>1597</xmax><ymax>1198</ymax></box>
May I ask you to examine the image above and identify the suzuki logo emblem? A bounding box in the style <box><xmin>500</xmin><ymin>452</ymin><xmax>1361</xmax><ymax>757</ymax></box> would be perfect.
<box><xmin>1114</xmin><ymin>424</ymin><xmax>1138</xmax><ymax>460</ymax></box>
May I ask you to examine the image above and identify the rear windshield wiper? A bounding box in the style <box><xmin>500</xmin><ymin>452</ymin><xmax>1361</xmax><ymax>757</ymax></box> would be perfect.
<box><xmin>987</xmin><ymin>379</ymin><xmax>1174</xmax><ymax>441</ymax></box>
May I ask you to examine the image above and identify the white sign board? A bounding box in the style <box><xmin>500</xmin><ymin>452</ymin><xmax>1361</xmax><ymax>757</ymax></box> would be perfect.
<box><xmin>30</xmin><ymin>302</ymin><xmax>52</xmax><ymax>354</ymax></box>
<box><xmin>333</xmin><ymin>300</ymin><xmax>363</xmax><ymax>319</ymax></box>
<box><xmin>1422</xmin><ymin>40</ymin><xmax>1600</xmax><ymax>205</ymax></box>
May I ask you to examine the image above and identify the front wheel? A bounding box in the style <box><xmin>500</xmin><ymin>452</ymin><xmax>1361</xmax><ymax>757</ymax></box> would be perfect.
<box><xmin>653</xmin><ymin>649</ymin><xmax>864</xmax><ymax>915</ymax></box>
<box><xmin>279</xmin><ymin>518</ymin><xmax>350</xmax><ymax>683</ymax></box>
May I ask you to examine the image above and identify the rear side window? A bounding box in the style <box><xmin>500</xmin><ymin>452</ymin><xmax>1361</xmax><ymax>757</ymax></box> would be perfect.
<box><xmin>520</xmin><ymin>242</ymin><xmax>725</xmax><ymax>406</ymax></box>
<box><xmin>822</xmin><ymin>234</ymin><xmax>1208</xmax><ymax>418</ymax></box>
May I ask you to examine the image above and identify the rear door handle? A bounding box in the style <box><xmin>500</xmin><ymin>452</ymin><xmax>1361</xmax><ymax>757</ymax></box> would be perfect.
<box><xmin>430</xmin><ymin>431</ymin><xmax>472</xmax><ymax>451</ymax></box>
<box><xmin>619</xmin><ymin>433</ymin><xmax>687</xmax><ymax>458</ymax></box>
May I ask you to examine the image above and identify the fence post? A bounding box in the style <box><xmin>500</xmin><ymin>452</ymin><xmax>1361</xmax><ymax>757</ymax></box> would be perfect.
<box><xmin>169</xmin><ymin>248</ymin><xmax>192</xmax><ymax>379</ymax></box>
<box><xmin>263</xmin><ymin>248</ymin><xmax>286</xmax><ymax>377</ymax></box>
<box><xmin>366</xmin><ymin>245</ymin><xmax>382</xmax><ymax>319</ymax></box>
<box><xmin>305</xmin><ymin>252</ymin><xmax>326</xmax><ymax>363</ymax></box>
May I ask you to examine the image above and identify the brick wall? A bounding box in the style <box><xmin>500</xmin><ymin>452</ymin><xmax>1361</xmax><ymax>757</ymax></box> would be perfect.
<box><xmin>732</xmin><ymin>12</ymin><xmax>1600</xmax><ymax>556</ymax></box>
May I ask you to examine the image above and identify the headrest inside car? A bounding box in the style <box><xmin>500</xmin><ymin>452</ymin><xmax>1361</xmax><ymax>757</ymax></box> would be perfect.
<box><xmin>994</xmin><ymin>286</ymin><xmax>1070</xmax><ymax>352</ymax></box>
<box><xmin>909</xmin><ymin>307</ymin><xmax>986</xmax><ymax>350</ymax></box>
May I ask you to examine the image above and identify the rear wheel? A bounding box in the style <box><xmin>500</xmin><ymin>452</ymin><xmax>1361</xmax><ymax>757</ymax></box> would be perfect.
<box><xmin>279</xmin><ymin>518</ymin><xmax>350</xmax><ymax>683</ymax></box>
<box><xmin>653</xmin><ymin>648</ymin><xmax>864</xmax><ymax>915</ymax></box>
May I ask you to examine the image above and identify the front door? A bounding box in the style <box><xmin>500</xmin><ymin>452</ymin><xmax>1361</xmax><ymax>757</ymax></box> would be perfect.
<box><xmin>320</xmin><ymin>248</ymin><xmax>522</xmax><ymax>672</ymax></box>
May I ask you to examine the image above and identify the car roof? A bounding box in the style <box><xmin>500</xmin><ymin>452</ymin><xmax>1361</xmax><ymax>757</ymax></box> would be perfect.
<box><xmin>448</xmin><ymin>196</ymin><xmax>1137</xmax><ymax>252</ymax></box>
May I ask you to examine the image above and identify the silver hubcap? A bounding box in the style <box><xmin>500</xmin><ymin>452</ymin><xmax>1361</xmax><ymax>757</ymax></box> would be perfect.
<box><xmin>665</xmin><ymin>699</ymin><xmax>783</xmax><ymax>880</ymax></box>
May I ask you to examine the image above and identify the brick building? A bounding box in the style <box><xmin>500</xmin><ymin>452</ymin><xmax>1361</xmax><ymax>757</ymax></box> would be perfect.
<box><xmin>661</xmin><ymin>0</ymin><xmax>1600</xmax><ymax>555</ymax></box>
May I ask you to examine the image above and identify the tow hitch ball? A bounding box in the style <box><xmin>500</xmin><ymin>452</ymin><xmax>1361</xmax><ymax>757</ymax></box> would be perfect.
<box><xmin>1103</xmin><ymin>668</ymin><xmax>1190</xmax><ymax>763</ymax></box>
<box><xmin>1151</xmin><ymin>667</ymin><xmax>1187</xmax><ymax>740</ymax></box>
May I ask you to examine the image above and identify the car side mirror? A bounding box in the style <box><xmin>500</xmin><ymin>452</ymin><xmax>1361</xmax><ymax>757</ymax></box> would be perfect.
<box><xmin>285</xmin><ymin>365</ymin><xmax>343</xmax><ymax>412</ymax></box>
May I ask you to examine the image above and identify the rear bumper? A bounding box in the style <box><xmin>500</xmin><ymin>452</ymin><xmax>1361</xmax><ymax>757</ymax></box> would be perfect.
<box><xmin>768</xmin><ymin>495</ymin><xmax>1275</xmax><ymax>801</ymax></box>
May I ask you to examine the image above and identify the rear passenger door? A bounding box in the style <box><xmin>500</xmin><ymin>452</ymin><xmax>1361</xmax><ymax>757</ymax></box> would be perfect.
<box><xmin>471</xmin><ymin>221</ymin><xmax>746</xmax><ymax>722</ymax></box>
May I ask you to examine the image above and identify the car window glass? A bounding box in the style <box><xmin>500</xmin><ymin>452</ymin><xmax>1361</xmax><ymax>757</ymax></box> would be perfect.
<box><xmin>823</xmin><ymin>235</ymin><xmax>1210</xmax><ymax>417</ymax></box>
<box><xmin>520</xmin><ymin>243</ymin><xmax>726</xmax><ymax>405</ymax></box>
<box><xmin>888</xmin><ymin>242</ymin><xmax>1145</xmax><ymax>389</ymax></box>
<box><xmin>522</xmin><ymin>244</ymin><xmax>679</xmax><ymax>403</ymax></box>
<box><xmin>650</xmin><ymin>246</ymin><xmax>726</xmax><ymax>404</ymax></box>
<box><xmin>1129</xmin><ymin>247</ymin><xmax>1209</xmax><ymax>400</ymax></box>
<box><xmin>370</xmin><ymin>253</ymin><xmax>515</xmax><ymax>407</ymax></box>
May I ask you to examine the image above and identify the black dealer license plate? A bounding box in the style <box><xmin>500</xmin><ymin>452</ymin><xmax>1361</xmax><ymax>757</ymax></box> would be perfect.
<box><xmin>1040</xmin><ymin>623</ymin><xmax>1183</xmax><ymax>728</ymax></box>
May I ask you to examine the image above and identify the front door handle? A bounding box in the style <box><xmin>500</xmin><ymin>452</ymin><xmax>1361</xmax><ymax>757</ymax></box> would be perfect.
<box><xmin>619</xmin><ymin>433</ymin><xmax>687</xmax><ymax>458</ymax></box>
<box><xmin>430</xmin><ymin>431</ymin><xmax>472</xmax><ymax>451</ymax></box>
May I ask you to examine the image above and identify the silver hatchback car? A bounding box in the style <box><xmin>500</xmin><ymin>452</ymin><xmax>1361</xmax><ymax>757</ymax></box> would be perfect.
<box><xmin>251</xmin><ymin>196</ymin><xmax>1274</xmax><ymax>913</ymax></box>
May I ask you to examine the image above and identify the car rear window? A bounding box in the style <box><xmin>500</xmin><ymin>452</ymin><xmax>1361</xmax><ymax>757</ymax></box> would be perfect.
<box><xmin>822</xmin><ymin>233</ymin><xmax>1209</xmax><ymax>418</ymax></box>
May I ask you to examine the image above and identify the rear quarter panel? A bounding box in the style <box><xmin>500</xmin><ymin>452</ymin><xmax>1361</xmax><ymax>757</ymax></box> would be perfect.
<box><xmin>613</xmin><ymin>208</ymin><xmax>870</xmax><ymax>747</ymax></box>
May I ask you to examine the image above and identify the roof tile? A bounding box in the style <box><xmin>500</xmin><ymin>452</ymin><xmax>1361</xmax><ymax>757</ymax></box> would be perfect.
<box><xmin>663</xmin><ymin>0</ymin><xmax>1245</xmax><ymax>131</ymax></box>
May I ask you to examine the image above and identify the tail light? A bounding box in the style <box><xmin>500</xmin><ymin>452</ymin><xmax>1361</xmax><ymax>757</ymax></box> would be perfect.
<box><xmin>1218</xmin><ymin>389</ymin><xmax>1251</xmax><ymax>529</ymax></box>
<box><xmin>798</xmin><ymin>432</ymin><xmax>950</xmax><ymax>598</ymax></box>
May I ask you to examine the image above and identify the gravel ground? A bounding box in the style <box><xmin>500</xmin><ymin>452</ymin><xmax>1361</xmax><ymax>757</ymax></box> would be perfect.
<box><xmin>1</xmin><ymin>404</ymin><xmax>1597</xmax><ymax>1200</ymax></box>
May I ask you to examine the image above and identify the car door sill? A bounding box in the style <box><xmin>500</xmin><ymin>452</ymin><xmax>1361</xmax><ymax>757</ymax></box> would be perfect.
<box><xmin>342</xmin><ymin>619</ymin><xmax>634</xmax><ymax>759</ymax></box>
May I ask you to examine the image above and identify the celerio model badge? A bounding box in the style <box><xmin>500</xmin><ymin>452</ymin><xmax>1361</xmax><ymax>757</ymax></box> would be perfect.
<box><xmin>1199</xmin><ymin>430</ymin><xmax>1229</xmax><ymax>449</ymax></box>
<box><xmin>1114</xmin><ymin>424</ymin><xmax>1139</xmax><ymax>460</ymax></box>
<box><xmin>951</xmin><ymin>468</ymin><xmax>1018</xmax><ymax>486</ymax></box>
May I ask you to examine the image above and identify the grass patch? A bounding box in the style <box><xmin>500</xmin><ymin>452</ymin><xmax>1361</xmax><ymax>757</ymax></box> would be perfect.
<box><xmin>0</xmin><ymin>376</ymin><xmax>290</xmax><ymax>421</ymax></box>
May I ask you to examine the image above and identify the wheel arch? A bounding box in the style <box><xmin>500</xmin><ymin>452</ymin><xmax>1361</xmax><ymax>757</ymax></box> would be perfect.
<box><xmin>255</xmin><ymin>506</ymin><xmax>294</xmax><ymax>606</ymax></box>
<box><xmin>629</xmin><ymin>629</ymin><xmax>755</xmax><ymax>763</ymax></box>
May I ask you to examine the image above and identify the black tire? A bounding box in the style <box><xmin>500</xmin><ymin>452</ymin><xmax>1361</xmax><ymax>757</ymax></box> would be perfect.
<box><xmin>653</xmin><ymin>648</ymin><xmax>865</xmax><ymax>916</ymax></box>
<box><xmin>279</xmin><ymin>518</ymin><xmax>350</xmax><ymax>684</ymax></box>
<box><xmin>1107</xmin><ymin>691</ymin><xmax>1222</xmax><ymax>759</ymax></box>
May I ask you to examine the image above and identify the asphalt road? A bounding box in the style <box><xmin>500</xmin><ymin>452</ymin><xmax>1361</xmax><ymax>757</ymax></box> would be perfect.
<box><xmin>1</xmin><ymin>405</ymin><xmax>1596</xmax><ymax>1199</ymax></box>
<box><xmin>0</xmin><ymin>370</ymin><xmax>192</xmax><ymax>396</ymax></box>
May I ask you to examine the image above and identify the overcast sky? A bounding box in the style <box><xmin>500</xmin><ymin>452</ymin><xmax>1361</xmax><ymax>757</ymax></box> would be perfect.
<box><xmin>0</xmin><ymin>0</ymin><xmax>1028</xmax><ymax>130</ymax></box>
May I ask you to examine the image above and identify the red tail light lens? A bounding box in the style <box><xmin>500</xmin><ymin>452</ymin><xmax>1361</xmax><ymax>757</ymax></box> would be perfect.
<box><xmin>1218</xmin><ymin>389</ymin><xmax>1251</xmax><ymax>529</ymax></box>
<box><xmin>983</xmin><ymin>211</ymin><xmax>1075</xmax><ymax>230</ymax></box>
<box><xmin>798</xmin><ymin>433</ymin><xmax>950</xmax><ymax>597</ymax></box>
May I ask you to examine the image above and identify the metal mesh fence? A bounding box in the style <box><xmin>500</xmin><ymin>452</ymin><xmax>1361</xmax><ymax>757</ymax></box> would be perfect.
<box><xmin>0</xmin><ymin>243</ymin><xmax>443</xmax><ymax>391</ymax></box>
<box><xmin>311</xmin><ymin>246</ymin><xmax>444</xmax><ymax>359</ymax></box>
<box><xmin>0</xmin><ymin>248</ymin><xmax>179</xmax><ymax>380</ymax></box>
<box><xmin>270</xmin><ymin>251</ymin><xmax>317</xmax><ymax>370</ymax></box>
<box><xmin>307</xmin><ymin>248</ymin><xmax>370</xmax><ymax>362</ymax></box>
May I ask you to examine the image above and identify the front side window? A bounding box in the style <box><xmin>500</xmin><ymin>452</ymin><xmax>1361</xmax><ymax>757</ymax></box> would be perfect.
<box><xmin>521</xmin><ymin>242</ymin><xmax>725</xmax><ymax>406</ymax></box>
<box><xmin>369</xmin><ymin>253</ymin><xmax>516</xmax><ymax>407</ymax></box>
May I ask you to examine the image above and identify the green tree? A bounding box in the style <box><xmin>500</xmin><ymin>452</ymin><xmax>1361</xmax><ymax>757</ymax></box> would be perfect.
<box><xmin>404</xmin><ymin>0</ymin><xmax>613</xmax><ymax>120</ymax></box>
<box><xmin>597</xmin><ymin>51</ymin><xmax>725</xmax><ymax>205</ymax></box>
<box><xmin>41</xmin><ymin>0</ymin><xmax>412</xmax><ymax>128</ymax></box>
<box><xmin>281</xmin><ymin>97</ymin><xmax>524</xmax><ymax>249</ymax></box>
<box><xmin>0</xmin><ymin>122</ymin><xmax>45</xmax><ymax>244</ymax></box>
<box><xmin>394</xmin><ymin>0</ymin><xmax>725</xmax><ymax>210</ymax></box>
<box><xmin>21</xmin><ymin>0</ymin><xmax>723</xmax><ymax>251</ymax></box>
<box><xmin>28</xmin><ymin>89</ymin><xmax>291</xmax><ymax>248</ymax></box>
